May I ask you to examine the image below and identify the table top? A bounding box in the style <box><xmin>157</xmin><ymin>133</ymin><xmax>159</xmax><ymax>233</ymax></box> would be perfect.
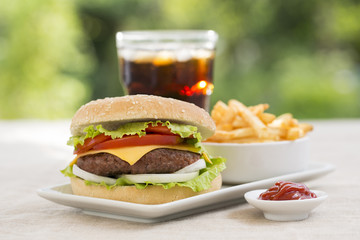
<box><xmin>1</xmin><ymin>119</ymin><xmax>359</xmax><ymax>240</ymax></box>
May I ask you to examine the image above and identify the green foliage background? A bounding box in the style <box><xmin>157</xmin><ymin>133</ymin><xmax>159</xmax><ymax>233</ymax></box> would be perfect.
<box><xmin>1</xmin><ymin>0</ymin><xmax>359</xmax><ymax>119</ymax></box>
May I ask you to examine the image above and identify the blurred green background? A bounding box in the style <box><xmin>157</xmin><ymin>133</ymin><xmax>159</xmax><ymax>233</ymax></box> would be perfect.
<box><xmin>1</xmin><ymin>0</ymin><xmax>359</xmax><ymax>119</ymax></box>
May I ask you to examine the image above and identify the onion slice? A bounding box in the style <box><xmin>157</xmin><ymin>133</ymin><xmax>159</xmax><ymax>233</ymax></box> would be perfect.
<box><xmin>175</xmin><ymin>159</ymin><xmax>206</xmax><ymax>173</ymax></box>
<box><xmin>72</xmin><ymin>162</ymin><xmax>202</xmax><ymax>185</ymax></box>
<box><xmin>123</xmin><ymin>171</ymin><xmax>199</xmax><ymax>184</ymax></box>
<box><xmin>72</xmin><ymin>164</ymin><xmax>117</xmax><ymax>185</ymax></box>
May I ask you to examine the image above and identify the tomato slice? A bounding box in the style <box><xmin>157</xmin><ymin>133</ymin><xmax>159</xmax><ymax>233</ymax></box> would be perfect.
<box><xmin>92</xmin><ymin>134</ymin><xmax>182</xmax><ymax>151</ymax></box>
<box><xmin>74</xmin><ymin>134</ymin><xmax>112</xmax><ymax>154</ymax></box>
<box><xmin>146</xmin><ymin>124</ymin><xmax>194</xmax><ymax>138</ymax></box>
<box><xmin>145</xmin><ymin>125</ymin><xmax>175</xmax><ymax>135</ymax></box>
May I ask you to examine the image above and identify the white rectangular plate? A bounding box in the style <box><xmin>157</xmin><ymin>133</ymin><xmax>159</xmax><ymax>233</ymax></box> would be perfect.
<box><xmin>37</xmin><ymin>162</ymin><xmax>334</xmax><ymax>223</ymax></box>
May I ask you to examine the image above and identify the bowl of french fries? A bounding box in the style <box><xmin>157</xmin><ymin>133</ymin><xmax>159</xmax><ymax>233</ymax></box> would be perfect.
<box><xmin>204</xmin><ymin>100</ymin><xmax>313</xmax><ymax>184</ymax></box>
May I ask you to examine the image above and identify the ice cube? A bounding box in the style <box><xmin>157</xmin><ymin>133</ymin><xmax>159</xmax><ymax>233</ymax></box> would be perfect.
<box><xmin>176</xmin><ymin>49</ymin><xmax>192</xmax><ymax>62</ymax></box>
<box><xmin>193</xmin><ymin>49</ymin><xmax>214</xmax><ymax>59</ymax></box>
<box><xmin>153</xmin><ymin>50</ymin><xmax>175</xmax><ymax>66</ymax></box>
<box><xmin>134</xmin><ymin>50</ymin><xmax>157</xmax><ymax>63</ymax></box>
<box><xmin>120</xmin><ymin>49</ymin><xmax>136</xmax><ymax>61</ymax></box>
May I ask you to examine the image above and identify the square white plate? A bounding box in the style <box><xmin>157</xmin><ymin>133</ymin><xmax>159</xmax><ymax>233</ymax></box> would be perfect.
<box><xmin>37</xmin><ymin>162</ymin><xmax>334</xmax><ymax>223</ymax></box>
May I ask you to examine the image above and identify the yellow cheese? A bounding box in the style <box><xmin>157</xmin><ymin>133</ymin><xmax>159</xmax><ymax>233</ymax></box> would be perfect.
<box><xmin>70</xmin><ymin>144</ymin><xmax>200</xmax><ymax>166</ymax></box>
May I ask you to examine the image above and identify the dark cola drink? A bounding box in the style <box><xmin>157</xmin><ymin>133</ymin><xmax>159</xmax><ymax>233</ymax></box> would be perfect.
<box><xmin>119</xmin><ymin>49</ymin><xmax>215</xmax><ymax>110</ymax></box>
<box><xmin>116</xmin><ymin>31</ymin><xmax>218</xmax><ymax>111</ymax></box>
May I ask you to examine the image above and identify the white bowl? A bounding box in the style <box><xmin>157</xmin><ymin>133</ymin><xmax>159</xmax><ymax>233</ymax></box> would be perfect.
<box><xmin>203</xmin><ymin>137</ymin><xmax>310</xmax><ymax>184</ymax></box>
<box><xmin>244</xmin><ymin>189</ymin><xmax>328</xmax><ymax>221</ymax></box>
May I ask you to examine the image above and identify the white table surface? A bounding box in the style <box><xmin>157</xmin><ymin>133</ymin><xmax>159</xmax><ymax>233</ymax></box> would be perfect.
<box><xmin>1</xmin><ymin>119</ymin><xmax>359</xmax><ymax>240</ymax></box>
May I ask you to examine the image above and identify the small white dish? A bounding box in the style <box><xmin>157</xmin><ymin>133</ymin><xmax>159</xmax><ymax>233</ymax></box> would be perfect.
<box><xmin>203</xmin><ymin>137</ymin><xmax>310</xmax><ymax>184</ymax></box>
<box><xmin>244</xmin><ymin>189</ymin><xmax>328</xmax><ymax>221</ymax></box>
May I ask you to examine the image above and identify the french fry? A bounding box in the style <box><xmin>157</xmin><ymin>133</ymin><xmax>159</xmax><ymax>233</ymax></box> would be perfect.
<box><xmin>287</xmin><ymin>127</ymin><xmax>305</xmax><ymax>140</ymax></box>
<box><xmin>232</xmin><ymin>115</ymin><xmax>248</xmax><ymax>128</ymax></box>
<box><xmin>220</xmin><ymin>138</ymin><xmax>272</xmax><ymax>144</ymax></box>
<box><xmin>211</xmin><ymin>101</ymin><xmax>235</xmax><ymax>125</ymax></box>
<box><xmin>211</xmin><ymin>101</ymin><xmax>227</xmax><ymax>123</ymax></box>
<box><xmin>249</xmin><ymin>103</ymin><xmax>269</xmax><ymax>115</ymax></box>
<box><xmin>259</xmin><ymin>113</ymin><xmax>276</xmax><ymax>124</ymax></box>
<box><xmin>229</xmin><ymin>100</ymin><xmax>279</xmax><ymax>140</ymax></box>
<box><xmin>268</xmin><ymin>127</ymin><xmax>287</xmax><ymax>139</ymax></box>
<box><xmin>216</xmin><ymin>123</ymin><xmax>234</xmax><ymax>131</ymax></box>
<box><xmin>269</xmin><ymin>115</ymin><xmax>298</xmax><ymax>130</ymax></box>
<box><xmin>210</xmin><ymin>128</ymin><xmax>255</xmax><ymax>140</ymax></box>
<box><xmin>299</xmin><ymin>123</ymin><xmax>313</xmax><ymax>133</ymax></box>
<box><xmin>276</xmin><ymin>113</ymin><xmax>293</xmax><ymax>120</ymax></box>
<box><xmin>206</xmin><ymin>99</ymin><xmax>313</xmax><ymax>143</ymax></box>
<box><xmin>228</xmin><ymin>100</ymin><xmax>267</xmax><ymax>134</ymax></box>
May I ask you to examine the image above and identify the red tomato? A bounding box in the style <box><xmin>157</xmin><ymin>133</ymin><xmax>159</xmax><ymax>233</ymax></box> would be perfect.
<box><xmin>74</xmin><ymin>134</ymin><xmax>112</xmax><ymax>154</ymax></box>
<box><xmin>146</xmin><ymin>124</ymin><xmax>194</xmax><ymax>138</ymax></box>
<box><xmin>145</xmin><ymin>125</ymin><xmax>174</xmax><ymax>135</ymax></box>
<box><xmin>92</xmin><ymin>134</ymin><xmax>182</xmax><ymax>150</ymax></box>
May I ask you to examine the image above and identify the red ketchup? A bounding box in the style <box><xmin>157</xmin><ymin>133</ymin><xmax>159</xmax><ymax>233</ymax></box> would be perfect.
<box><xmin>259</xmin><ymin>181</ymin><xmax>317</xmax><ymax>200</ymax></box>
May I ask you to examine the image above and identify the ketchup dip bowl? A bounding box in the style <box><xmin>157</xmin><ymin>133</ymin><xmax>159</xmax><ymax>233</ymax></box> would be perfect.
<box><xmin>203</xmin><ymin>137</ymin><xmax>310</xmax><ymax>184</ymax></box>
<box><xmin>244</xmin><ymin>189</ymin><xmax>328</xmax><ymax>221</ymax></box>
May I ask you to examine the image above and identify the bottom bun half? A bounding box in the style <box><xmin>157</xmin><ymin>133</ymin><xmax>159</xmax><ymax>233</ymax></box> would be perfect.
<box><xmin>70</xmin><ymin>175</ymin><xmax>222</xmax><ymax>204</ymax></box>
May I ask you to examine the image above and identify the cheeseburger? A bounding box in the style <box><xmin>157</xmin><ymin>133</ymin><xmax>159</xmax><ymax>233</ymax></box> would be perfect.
<box><xmin>61</xmin><ymin>95</ymin><xmax>226</xmax><ymax>204</ymax></box>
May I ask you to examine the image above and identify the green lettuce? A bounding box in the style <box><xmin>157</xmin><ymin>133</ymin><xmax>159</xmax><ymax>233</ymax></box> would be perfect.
<box><xmin>67</xmin><ymin>121</ymin><xmax>202</xmax><ymax>150</ymax></box>
<box><xmin>61</xmin><ymin>157</ymin><xmax>226</xmax><ymax>192</ymax></box>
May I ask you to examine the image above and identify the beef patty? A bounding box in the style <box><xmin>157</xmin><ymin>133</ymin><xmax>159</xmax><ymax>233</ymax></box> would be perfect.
<box><xmin>76</xmin><ymin>148</ymin><xmax>201</xmax><ymax>177</ymax></box>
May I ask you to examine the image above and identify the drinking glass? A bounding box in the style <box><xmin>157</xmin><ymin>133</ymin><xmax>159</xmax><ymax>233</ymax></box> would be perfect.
<box><xmin>116</xmin><ymin>30</ymin><xmax>218</xmax><ymax>111</ymax></box>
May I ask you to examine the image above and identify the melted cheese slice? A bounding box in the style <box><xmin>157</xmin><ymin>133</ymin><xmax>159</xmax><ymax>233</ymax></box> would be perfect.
<box><xmin>70</xmin><ymin>145</ymin><xmax>200</xmax><ymax>166</ymax></box>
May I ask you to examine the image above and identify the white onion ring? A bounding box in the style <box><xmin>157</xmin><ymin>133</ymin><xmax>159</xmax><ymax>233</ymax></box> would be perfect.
<box><xmin>175</xmin><ymin>159</ymin><xmax>206</xmax><ymax>173</ymax></box>
<box><xmin>72</xmin><ymin>164</ymin><xmax>117</xmax><ymax>185</ymax></box>
<box><xmin>72</xmin><ymin>159</ymin><xmax>205</xmax><ymax>185</ymax></box>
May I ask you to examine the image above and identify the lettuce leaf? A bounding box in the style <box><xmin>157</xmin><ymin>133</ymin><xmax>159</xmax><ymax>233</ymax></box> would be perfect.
<box><xmin>67</xmin><ymin>121</ymin><xmax>202</xmax><ymax>149</ymax></box>
<box><xmin>60</xmin><ymin>165</ymin><xmax>76</xmax><ymax>178</ymax></box>
<box><xmin>60</xmin><ymin>157</ymin><xmax>226</xmax><ymax>192</ymax></box>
